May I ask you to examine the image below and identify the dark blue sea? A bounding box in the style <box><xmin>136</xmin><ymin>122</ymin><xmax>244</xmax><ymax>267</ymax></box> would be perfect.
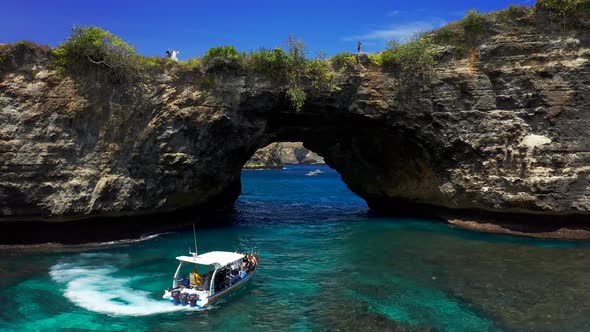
<box><xmin>1</xmin><ymin>164</ymin><xmax>590</xmax><ymax>331</ymax></box>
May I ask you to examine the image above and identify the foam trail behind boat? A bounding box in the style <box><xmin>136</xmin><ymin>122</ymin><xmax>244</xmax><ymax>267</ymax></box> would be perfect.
<box><xmin>49</xmin><ymin>254</ymin><xmax>191</xmax><ymax>316</ymax></box>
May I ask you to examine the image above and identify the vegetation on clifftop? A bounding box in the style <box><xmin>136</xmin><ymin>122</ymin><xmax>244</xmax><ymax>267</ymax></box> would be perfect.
<box><xmin>199</xmin><ymin>35</ymin><xmax>333</xmax><ymax>111</ymax></box>
<box><xmin>536</xmin><ymin>0</ymin><xmax>585</xmax><ymax>30</ymax></box>
<box><xmin>430</xmin><ymin>7</ymin><xmax>532</xmax><ymax>55</ymax></box>
<box><xmin>53</xmin><ymin>26</ymin><xmax>137</xmax><ymax>81</ymax></box>
<box><xmin>52</xmin><ymin>27</ymin><xmax>336</xmax><ymax>111</ymax></box>
<box><xmin>202</xmin><ymin>46</ymin><xmax>243</xmax><ymax>72</ymax></box>
<box><xmin>330</xmin><ymin>52</ymin><xmax>357</xmax><ymax>73</ymax></box>
<box><xmin>243</xmin><ymin>48</ymin><xmax>289</xmax><ymax>80</ymax></box>
<box><xmin>42</xmin><ymin>1</ymin><xmax>588</xmax><ymax>106</ymax></box>
<box><xmin>379</xmin><ymin>35</ymin><xmax>438</xmax><ymax>82</ymax></box>
<box><xmin>53</xmin><ymin>26</ymin><xmax>201</xmax><ymax>81</ymax></box>
<box><xmin>430</xmin><ymin>0</ymin><xmax>588</xmax><ymax>54</ymax></box>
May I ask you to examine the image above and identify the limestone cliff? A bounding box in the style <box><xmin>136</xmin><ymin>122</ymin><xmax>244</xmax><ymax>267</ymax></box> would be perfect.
<box><xmin>243</xmin><ymin>143</ymin><xmax>283</xmax><ymax>169</ymax></box>
<box><xmin>244</xmin><ymin>142</ymin><xmax>324</xmax><ymax>169</ymax></box>
<box><xmin>1</xmin><ymin>5</ymin><xmax>589</xmax><ymax>240</ymax></box>
<box><xmin>279</xmin><ymin>142</ymin><xmax>324</xmax><ymax>165</ymax></box>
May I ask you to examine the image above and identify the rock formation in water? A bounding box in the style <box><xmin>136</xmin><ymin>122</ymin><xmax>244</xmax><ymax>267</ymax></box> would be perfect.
<box><xmin>243</xmin><ymin>143</ymin><xmax>284</xmax><ymax>169</ymax></box>
<box><xmin>244</xmin><ymin>142</ymin><xmax>324</xmax><ymax>169</ymax></box>
<box><xmin>279</xmin><ymin>142</ymin><xmax>324</xmax><ymax>165</ymax></box>
<box><xmin>0</xmin><ymin>4</ymin><xmax>589</xmax><ymax>239</ymax></box>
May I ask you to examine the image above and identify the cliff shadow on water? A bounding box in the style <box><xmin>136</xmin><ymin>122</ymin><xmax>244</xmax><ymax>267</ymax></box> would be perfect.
<box><xmin>1</xmin><ymin>2</ymin><xmax>590</xmax><ymax>243</ymax></box>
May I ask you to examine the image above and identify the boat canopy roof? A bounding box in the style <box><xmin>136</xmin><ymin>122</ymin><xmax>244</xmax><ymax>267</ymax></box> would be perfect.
<box><xmin>176</xmin><ymin>251</ymin><xmax>244</xmax><ymax>268</ymax></box>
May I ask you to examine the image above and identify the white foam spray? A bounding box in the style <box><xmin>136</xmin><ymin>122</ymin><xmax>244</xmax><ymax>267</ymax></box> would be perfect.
<box><xmin>49</xmin><ymin>255</ymin><xmax>201</xmax><ymax>316</ymax></box>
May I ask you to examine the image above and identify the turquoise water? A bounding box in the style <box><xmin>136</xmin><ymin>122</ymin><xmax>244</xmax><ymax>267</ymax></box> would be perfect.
<box><xmin>2</xmin><ymin>164</ymin><xmax>590</xmax><ymax>331</ymax></box>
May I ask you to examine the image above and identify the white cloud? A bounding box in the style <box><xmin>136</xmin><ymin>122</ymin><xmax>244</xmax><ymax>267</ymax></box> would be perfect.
<box><xmin>387</xmin><ymin>10</ymin><xmax>401</xmax><ymax>16</ymax></box>
<box><xmin>343</xmin><ymin>18</ymin><xmax>446</xmax><ymax>43</ymax></box>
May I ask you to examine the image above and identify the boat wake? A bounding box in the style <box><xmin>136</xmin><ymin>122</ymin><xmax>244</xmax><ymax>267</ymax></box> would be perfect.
<box><xmin>49</xmin><ymin>254</ymin><xmax>199</xmax><ymax>316</ymax></box>
<box><xmin>0</xmin><ymin>232</ymin><xmax>169</xmax><ymax>253</ymax></box>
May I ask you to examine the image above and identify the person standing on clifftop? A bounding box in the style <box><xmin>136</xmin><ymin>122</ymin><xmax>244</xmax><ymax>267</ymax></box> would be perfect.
<box><xmin>165</xmin><ymin>49</ymin><xmax>171</xmax><ymax>58</ymax></box>
<box><xmin>171</xmin><ymin>49</ymin><xmax>179</xmax><ymax>61</ymax></box>
<box><xmin>356</xmin><ymin>41</ymin><xmax>362</xmax><ymax>64</ymax></box>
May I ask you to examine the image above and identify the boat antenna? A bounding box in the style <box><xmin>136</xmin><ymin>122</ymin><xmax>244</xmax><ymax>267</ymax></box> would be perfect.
<box><xmin>192</xmin><ymin>223</ymin><xmax>198</xmax><ymax>257</ymax></box>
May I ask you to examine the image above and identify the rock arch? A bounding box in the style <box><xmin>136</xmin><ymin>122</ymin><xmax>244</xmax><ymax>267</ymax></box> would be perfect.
<box><xmin>1</xmin><ymin>28</ymin><xmax>590</xmax><ymax>240</ymax></box>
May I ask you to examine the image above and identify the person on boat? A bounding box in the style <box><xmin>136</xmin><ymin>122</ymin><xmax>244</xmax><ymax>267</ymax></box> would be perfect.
<box><xmin>181</xmin><ymin>274</ymin><xmax>190</xmax><ymax>287</ymax></box>
<box><xmin>241</xmin><ymin>256</ymin><xmax>249</xmax><ymax>271</ymax></box>
<box><xmin>247</xmin><ymin>254</ymin><xmax>256</xmax><ymax>271</ymax></box>
<box><xmin>240</xmin><ymin>258</ymin><xmax>248</xmax><ymax>276</ymax></box>
<box><xmin>190</xmin><ymin>267</ymin><xmax>204</xmax><ymax>289</ymax></box>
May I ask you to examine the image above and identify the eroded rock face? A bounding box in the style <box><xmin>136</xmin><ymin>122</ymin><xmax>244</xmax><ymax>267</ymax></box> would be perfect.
<box><xmin>0</xmin><ymin>17</ymin><xmax>589</xmax><ymax>236</ymax></box>
<box><xmin>243</xmin><ymin>143</ymin><xmax>284</xmax><ymax>169</ymax></box>
<box><xmin>355</xmin><ymin>31</ymin><xmax>590</xmax><ymax>221</ymax></box>
<box><xmin>244</xmin><ymin>142</ymin><xmax>324</xmax><ymax>169</ymax></box>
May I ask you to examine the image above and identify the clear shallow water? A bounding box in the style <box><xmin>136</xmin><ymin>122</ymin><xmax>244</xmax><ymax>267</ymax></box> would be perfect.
<box><xmin>2</xmin><ymin>165</ymin><xmax>590</xmax><ymax>331</ymax></box>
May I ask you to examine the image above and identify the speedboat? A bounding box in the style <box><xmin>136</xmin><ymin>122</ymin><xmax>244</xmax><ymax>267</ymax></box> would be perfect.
<box><xmin>162</xmin><ymin>250</ymin><xmax>258</xmax><ymax>308</ymax></box>
<box><xmin>305</xmin><ymin>169</ymin><xmax>323</xmax><ymax>176</ymax></box>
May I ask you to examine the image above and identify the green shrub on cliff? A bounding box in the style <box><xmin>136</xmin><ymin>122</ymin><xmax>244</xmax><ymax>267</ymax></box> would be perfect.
<box><xmin>430</xmin><ymin>6</ymin><xmax>532</xmax><ymax>58</ymax></box>
<box><xmin>537</xmin><ymin>0</ymin><xmax>584</xmax><ymax>15</ymax></box>
<box><xmin>461</xmin><ymin>9</ymin><xmax>486</xmax><ymax>34</ymax></box>
<box><xmin>284</xmin><ymin>36</ymin><xmax>334</xmax><ymax>110</ymax></box>
<box><xmin>494</xmin><ymin>5</ymin><xmax>531</xmax><ymax>27</ymax></box>
<box><xmin>135</xmin><ymin>56</ymin><xmax>171</xmax><ymax>68</ymax></box>
<box><xmin>536</xmin><ymin>0</ymin><xmax>584</xmax><ymax>30</ymax></box>
<box><xmin>380</xmin><ymin>34</ymin><xmax>437</xmax><ymax>81</ymax></box>
<box><xmin>287</xmin><ymin>86</ymin><xmax>306</xmax><ymax>111</ymax></box>
<box><xmin>179</xmin><ymin>57</ymin><xmax>203</xmax><ymax>71</ymax></box>
<box><xmin>0</xmin><ymin>41</ymin><xmax>47</xmax><ymax>76</ymax></box>
<box><xmin>432</xmin><ymin>26</ymin><xmax>452</xmax><ymax>45</ymax></box>
<box><xmin>307</xmin><ymin>53</ymin><xmax>334</xmax><ymax>92</ymax></box>
<box><xmin>330</xmin><ymin>52</ymin><xmax>357</xmax><ymax>72</ymax></box>
<box><xmin>283</xmin><ymin>35</ymin><xmax>308</xmax><ymax>111</ymax></box>
<box><xmin>15</xmin><ymin>40</ymin><xmax>38</xmax><ymax>49</ymax></box>
<box><xmin>368</xmin><ymin>53</ymin><xmax>383</xmax><ymax>65</ymax></box>
<box><xmin>198</xmin><ymin>36</ymin><xmax>332</xmax><ymax>111</ymax></box>
<box><xmin>244</xmin><ymin>48</ymin><xmax>289</xmax><ymax>79</ymax></box>
<box><xmin>202</xmin><ymin>46</ymin><xmax>243</xmax><ymax>72</ymax></box>
<box><xmin>53</xmin><ymin>26</ymin><xmax>137</xmax><ymax>81</ymax></box>
<box><xmin>50</xmin><ymin>27</ymin><xmax>334</xmax><ymax>110</ymax></box>
<box><xmin>284</xmin><ymin>34</ymin><xmax>307</xmax><ymax>82</ymax></box>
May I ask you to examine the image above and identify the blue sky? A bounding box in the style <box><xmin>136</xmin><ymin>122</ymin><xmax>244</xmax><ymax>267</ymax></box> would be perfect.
<box><xmin>1</xmin><ymin>0</ymin><xmax>533</xmax><ymax>59</ymax></box>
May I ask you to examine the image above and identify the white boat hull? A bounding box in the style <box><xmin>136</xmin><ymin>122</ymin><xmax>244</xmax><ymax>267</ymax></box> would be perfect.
<box><xmin>163</xmin><ymin>267</ymin><xmax>257</xmax><ymax>308</ymax></box>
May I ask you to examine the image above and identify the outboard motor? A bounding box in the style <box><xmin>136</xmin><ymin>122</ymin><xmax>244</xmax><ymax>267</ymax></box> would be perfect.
<box><xmin>181</xmin><ymin>292</ymin><xmax>189</xmax><ymax>306</ymax></box>
<box><xmin>189</xmin><ymin>293</ymin><xmax>198</xmax><ymax>307</ymax></box>
<box><xmin>171</xmin><ymin>289</ymin><xmax>181</xmax><ymax>305</ymax></box>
